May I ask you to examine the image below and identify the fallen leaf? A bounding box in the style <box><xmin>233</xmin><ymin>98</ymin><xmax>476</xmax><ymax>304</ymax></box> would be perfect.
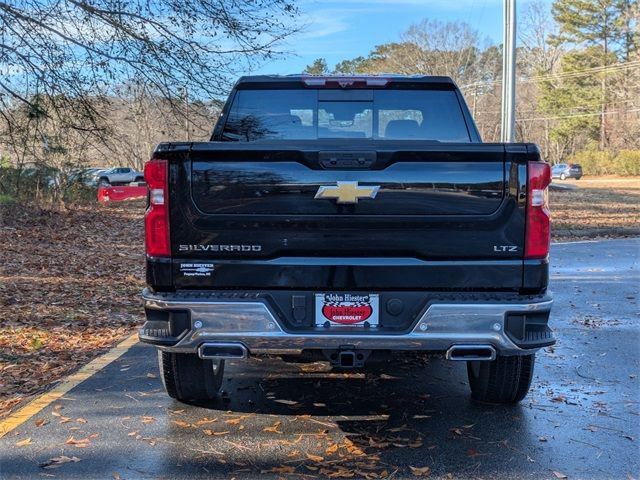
<box><xmin>263</xmin><ymin>421</ymin><xmax>283</xmax><ymax>434</ymax></box>
<box><xmin>388</xmin><ymin>425</ymin><xmax>409</xmax><ymax>432</ymax></box>
<box><xmin>15</xmin><ymin>438</ymin><xmax>33</xmax><ymax>447</ymax></box>
<box><xmin>194</xmin><ymin>417</ymin><xmax>217</xmax><ymax>426</ymax></box>
<box><xmin>553</xmin><ymin>472</ymin><xmax>568</xmax><ymax>479</ymax></box>
<box><xmin>39</xmin><ymin>456</ymin><xmax>81</xmax><ymax>469</ymax></box>
<box><xmin>410</xmin><ymin>466</ymin><xmax>432</xmax><ymax>477</ymax></box>
<box><xmin>223</xmin><ymin>415</ymin><xmax>251</xmax><ymax>425</ymax></box>
<box><xmin>273</xmin><ymin>399</ymin><xmax>299</xmax><ymax>406</ymax></box>
<box><xmin>172</xmin><ymin>420</ymin><xmax>193</xmax><ymax>428</ymax></box>
<box><xmin>368</xmin><ymin>438</ymin><xmax>390</xmax><ymax>448</ymax></box>
<box><xmin>76</xmin><ymin>418</ymin><xmax>87</xmax><ymax>424</ymax></box>
<box><xmin>409</xmin><ymin>438</ymin><xmax>424</xmax><ymax>448</ymax></box>
<box><xmin>146</xmin><ymin>373</ymin><xmax>156</xmax><ymax>378</ymax></box>
<box><xmin>306</xmin><ymin>453</ymin><xmax>324</xmax><ymax>462</ymax></box>
<box><xmin>326</xmin><ymin>443</ymin><xmax>339</xmax><ymax>454</ymax></box>
<box><xmin>34</xmin><ymin>418</ymin><xmax>48</xmax><ymax>427</ymax></box>
<box><xmin>203</xmin><ymin>429</ymin><xmax>229</xmax><ymax>436</ymax></box>
<box><xmin>65</xmin><ymin>436</ymin><xmax>91</xmax><ymax>448</ymax></box>
<box><xmin>261</xmin><ymin>466</ymin><xmax>296</xmax><ymax>474</ymax></box>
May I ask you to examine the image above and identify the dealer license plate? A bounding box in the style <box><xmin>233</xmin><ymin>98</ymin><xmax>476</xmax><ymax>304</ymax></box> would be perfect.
<box><xmin>315</xmin><ymin>293</ymin><xmax>379</xmax><ymax>327</ymax></box>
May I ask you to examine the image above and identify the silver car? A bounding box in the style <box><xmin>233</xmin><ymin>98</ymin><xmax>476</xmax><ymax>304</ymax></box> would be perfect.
<box><xmin>96</xmin><ymin>167</ymin><xmax>144</xmax><ymax>186</ymax></box>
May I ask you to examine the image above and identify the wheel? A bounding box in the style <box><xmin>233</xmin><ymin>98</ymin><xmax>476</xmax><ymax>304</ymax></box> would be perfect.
<box><xmin>99</xmin><ymin>177</ymin><xmax>110</xmax><ymax>186</ymax></box>
<box><xmin>158</xmin><ymin>350</ymin><xmax>225</xmax><ymax>402</ymax></box>
<box><xmin>134</xmin><ymin>176</ymin><xmax>144</xmax><ymax>182</ymax></box>
<box><xmin>467</xmin><ymin>354</ymin><xmax>535</xmax><ymax>404</ymax></box>
<box><xmin>559</xmin><ymin>173</ymin><xmax>566</xmax><ymax>180</ymax></box>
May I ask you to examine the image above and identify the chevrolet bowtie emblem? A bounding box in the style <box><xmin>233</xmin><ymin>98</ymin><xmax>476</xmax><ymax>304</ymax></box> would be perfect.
<box><xmin>314</xmin><ymin>181</ymin><xmax>380</xmax><ymax>204</ymax></box>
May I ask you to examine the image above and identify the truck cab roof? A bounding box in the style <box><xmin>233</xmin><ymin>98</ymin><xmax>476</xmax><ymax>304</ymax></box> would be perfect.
<box><xmin>234</xmin><ymin>74</ymin><xmax>458</xmax><ymax>89</ymax></box>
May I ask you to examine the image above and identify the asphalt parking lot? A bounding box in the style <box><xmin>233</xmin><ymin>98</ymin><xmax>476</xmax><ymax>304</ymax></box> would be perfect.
<box><xmin>1</xmin><ymin>238</ymin><xmax>638</xmax><ymax>479</ymax></box>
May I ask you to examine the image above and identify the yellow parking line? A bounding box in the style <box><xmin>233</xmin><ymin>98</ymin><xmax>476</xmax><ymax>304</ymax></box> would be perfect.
<box><xmin>0</xmin><ymin>333</ymin><xmax>139</xmax><ymax>438</ymax></box>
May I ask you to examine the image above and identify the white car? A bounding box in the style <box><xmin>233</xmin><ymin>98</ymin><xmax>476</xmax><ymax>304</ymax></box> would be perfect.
<box><xmin>96</xmin><ymin>167</ymin><xmax>144</xmax><ymax>186</ymax></box>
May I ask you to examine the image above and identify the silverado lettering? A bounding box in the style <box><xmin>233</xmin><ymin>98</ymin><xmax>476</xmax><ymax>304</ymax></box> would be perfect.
<box><xmin>178</xmin><ymin>244</ymin><xmax>262</xmax><ymax>252</ymax></box>
<box><xmin>139</xmin><ymin>75</ymin><xmax>555</xmax><ymax>405</ymax></box>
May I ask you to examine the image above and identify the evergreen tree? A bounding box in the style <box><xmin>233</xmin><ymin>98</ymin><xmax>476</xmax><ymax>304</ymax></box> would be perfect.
<box><xmin>548</xmin><ymin>0</ymin><xmax>629</xmax><ymax>149</ymax></box>
<box><xmin>303</xmin><ymin>58</ymin><xmax>329</xmax><ymax>75</ymax></box>
<box><xmin>333</xmin><ymin>56</ymin><xmax>371</xmax><ymax>74</ymax></box>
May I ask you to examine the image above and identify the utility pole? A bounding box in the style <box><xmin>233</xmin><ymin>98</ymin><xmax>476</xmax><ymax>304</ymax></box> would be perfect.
<box><xmin>179</xmin><ymin>86</ymin><xmax>190</xmax><ymax>142</ymax></box>
<box><xmin>500</xmin><ymin>0</ymin><xmax>516</xmax><ymax>143</ymax></box>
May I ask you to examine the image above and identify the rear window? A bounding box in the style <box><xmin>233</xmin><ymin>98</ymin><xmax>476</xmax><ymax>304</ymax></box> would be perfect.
<box><xmin>221</xmin><ymin>89</ymin><xmax>471</xmax><ymax>142</ymax></box>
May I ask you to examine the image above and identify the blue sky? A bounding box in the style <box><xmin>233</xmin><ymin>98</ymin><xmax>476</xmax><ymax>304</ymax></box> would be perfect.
<box><xmin>253</xmin><ymin>0</ymin><xmax>552</xmax><ymax>75</ymax></box>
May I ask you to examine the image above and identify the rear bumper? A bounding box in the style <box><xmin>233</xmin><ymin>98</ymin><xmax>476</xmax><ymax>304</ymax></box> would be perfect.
<box><xmin>140</xmin><ymin>289</ymin><xmax>554</xmax><ymax>357</ymax></box>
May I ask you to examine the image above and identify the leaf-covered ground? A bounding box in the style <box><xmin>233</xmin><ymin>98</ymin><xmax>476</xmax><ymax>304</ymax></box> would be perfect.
<box><xmin>0</xmin><ymin>177</ymin><xmax>637</xmax><ymax>419</ymax></box>
<box><xmin>0</xmin><ymin>202</ymin><xmax>145</xmax><ymax>418</ymax></box>
<box><xmin>551</xmin><ymin>177</ymin><xmax>640</xmax><ymax>240</ymax></box>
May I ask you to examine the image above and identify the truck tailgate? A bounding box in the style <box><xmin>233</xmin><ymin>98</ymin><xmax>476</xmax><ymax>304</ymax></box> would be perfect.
<box><xmin>164</xmin><ymin>141</ymin><xmax>529</xmax><ymax>290</ymax></box>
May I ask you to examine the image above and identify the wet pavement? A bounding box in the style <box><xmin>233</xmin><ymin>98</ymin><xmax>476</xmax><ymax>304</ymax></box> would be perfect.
<box><xmin>1</xmin><ymin>238</ymin><xmax>638</xmax><ymax>479</ymax></box>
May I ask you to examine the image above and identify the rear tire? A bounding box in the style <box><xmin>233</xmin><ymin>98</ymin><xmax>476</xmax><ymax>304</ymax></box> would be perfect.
<box><xmin>99</xmin><ymin>177</ymin><xmax>110</xmax><ymax>187</ymax></box>
<box><xmin>158</xmin><ymin>350</ymin><xmax>224</xmax><ymax>402</ymax></box>
<box><xmin>467</xmin><ymin>354</ymin><xmax>535</xmax><ymax>404</ymax></box>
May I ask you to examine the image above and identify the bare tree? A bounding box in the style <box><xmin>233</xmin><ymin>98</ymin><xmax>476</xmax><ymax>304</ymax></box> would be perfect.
<box><xmin>519</xmin><ymin>1</ymin><xmax>563</xmax><ymax>75</ymax></box>
<box><xmin>0</xmin><ymin>0</ymin><xmax>298</xmax><ymax>136</ymax></box>
<box><xmin>400</xmin><ymin>19</ymin><xmax>486</xmax><ymax>86</ymax></box>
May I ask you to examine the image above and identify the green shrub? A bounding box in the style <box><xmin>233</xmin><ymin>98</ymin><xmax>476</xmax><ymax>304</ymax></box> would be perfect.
<box><xmin>565</xmin><ymin>150</ymin><xmax>640</xmax><ymax>176</ymax></box>
<box><xmin>614</xmin><ymin>150</ymin><xmax>640</xmax><ymax>176</ymax></box>
<box><xmin>566</xmin><ymin>150</ymin><xmax>616</xmax><ymax>176</ymax></box>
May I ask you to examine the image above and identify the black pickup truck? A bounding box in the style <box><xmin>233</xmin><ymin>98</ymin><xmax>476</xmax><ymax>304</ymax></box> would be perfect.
<box><xmin>140</xmin><ymin>75</ymin><xmax>554</xmax><ymax>404</ymax></box>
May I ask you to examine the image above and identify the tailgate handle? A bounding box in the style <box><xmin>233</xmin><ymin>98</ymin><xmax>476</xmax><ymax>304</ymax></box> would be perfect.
<box><xmin>319</xmin><ymin>151</ymin><xmax>376</xmax><ymax>169</ymax></box>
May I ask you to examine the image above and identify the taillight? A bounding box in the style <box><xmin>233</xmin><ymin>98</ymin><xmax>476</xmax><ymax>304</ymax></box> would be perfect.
<box><xmin>144</xmin><ymin>159</ymin><xmax>170</xmax><ymax>257</ymax></box>
<box><xmin>525</xmin><ymin>161</ymin><xmax>551</xmax><ymax>259</ymax></box>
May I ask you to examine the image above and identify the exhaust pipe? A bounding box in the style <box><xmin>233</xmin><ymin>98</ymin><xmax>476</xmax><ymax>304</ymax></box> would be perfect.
<box><xmin>198</xmin><ymin>342</ymin><xmax>248</xmax><ymax>360</ymax></box>
<box><xmin>446</xmin><ymin>345</ymin><xmax>496</xmax><ymax>361</ymax></box>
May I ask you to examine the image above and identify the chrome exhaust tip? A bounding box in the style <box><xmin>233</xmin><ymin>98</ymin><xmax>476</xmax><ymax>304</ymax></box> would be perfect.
<box><xmin>446</xmin><ymin>344</ymin><xmax>496</xmax><ymax>361</ymax></box>
<box><xmin>198</xmin><ymin>342</ymin><xmax>248</xmax><ymax>360</ymax></box>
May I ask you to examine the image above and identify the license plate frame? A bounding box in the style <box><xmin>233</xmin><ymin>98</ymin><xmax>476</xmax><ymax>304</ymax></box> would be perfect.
<box><xmin>314</xmin><ymin>293</ymin><xmax>379</xmax><ymax>327</ymax></box>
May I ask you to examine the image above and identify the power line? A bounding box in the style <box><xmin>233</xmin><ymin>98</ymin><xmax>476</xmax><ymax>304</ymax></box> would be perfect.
<box><xmin>475</xmin><ymin>97</ymin><xmax>640</xmax><ymax>116</ymax></box>
<box><xmin>460</xmin><ymin>59</ymin><xmax>640</xmax><ymax>89</ymax></box>
<box><xmin>518</xmin><ymin>107</ymin><xmax>640</xmax><ymax>122</ymax></box>
<box><xmin>520</xmin><ymin>61</ymin><xmax>640</xmax><ymax>83</ymax></box>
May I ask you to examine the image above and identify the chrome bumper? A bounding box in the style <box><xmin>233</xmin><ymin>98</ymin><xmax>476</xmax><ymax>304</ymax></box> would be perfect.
<box><xmin>141</xmin><ymin>289</ymin><xmax>553</xmax><ymax>356</ymax></box>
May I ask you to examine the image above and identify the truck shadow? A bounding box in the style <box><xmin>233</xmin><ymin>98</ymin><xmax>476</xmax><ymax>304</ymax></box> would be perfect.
<box><xmin>169</xmin><ymin>353</ymin><xmax>538</xmax><ymax>477</ymax></box>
